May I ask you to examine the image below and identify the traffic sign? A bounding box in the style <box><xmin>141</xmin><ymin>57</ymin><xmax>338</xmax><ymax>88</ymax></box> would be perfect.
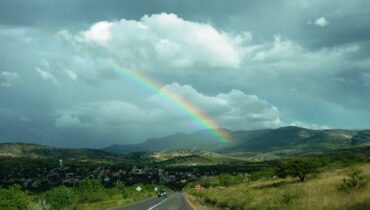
<box><xmin>136</xmin><ymin>186</ymin><xmax>142</xmax><ymax>192</ymax></box>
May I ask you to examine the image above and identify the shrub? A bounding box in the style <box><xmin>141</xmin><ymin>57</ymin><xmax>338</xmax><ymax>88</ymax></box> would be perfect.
<box><xmin>279</xmin><ymin>190</ymin><xmax>301</xmax><ymax>205</ymax></box>
<box><xmin>44</xmin><ymin>186</ymin><xmax>77</xmax><ymax>210</ymax></box>
<box><xmin>30</xmin><ymin>199</ymin><xmax>51</xmax><ymax>210</ymax></box>
<box><xmin>338</xmin><ymin>168</ymin><xmax>368</xmax><ymax>192</ymax></box>
<box><xmin>114</xmin><ymin>181</ymin><xmax>129</xmax><ymax>199</ymax></box>
<box><xmin>217</xmin><ymin>173</ymin><xmax>245</xmax><ymax>186</ymax></box>
<box><xmin>76</xmin><ymin>178</ymin><xmax>107</xmax><ymax>203</ymax></box>
<box><xmin>0</xmin><ymin>185</ymin><xmax>31</xmax><ymax>210</ymax></box>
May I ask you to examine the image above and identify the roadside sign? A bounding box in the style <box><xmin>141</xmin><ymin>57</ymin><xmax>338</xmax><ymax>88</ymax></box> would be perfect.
<box><xmin>136</xmin><ymin>186</ymin><xmax>142</xmax><ymax>192</ymax></box>
<box><xmin>154</xmin><ymin>187</ymin><xmax>158</xmax><ymax>192</ymax></box>
<box><xmin>195</xmin><ymin>184</ymin><xmax>201</xmax><ymax>191</ymax></box>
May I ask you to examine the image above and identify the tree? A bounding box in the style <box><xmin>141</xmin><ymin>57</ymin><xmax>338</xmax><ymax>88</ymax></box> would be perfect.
<box><xmin>276</xmin><ymin>159</ymin><xmax>318</xmax><ymax>182</ymax></box>
<box><xmin>218</xmin><ymin>174</ymin><xmax>234</xmax><ymax>186</ymax></box>
<box><xmin>0</xmin><ymin>185</ymin><xmax>31</xmax><ymax>210</ymax></box>
<box><xmin>76</xmin><ymin>178</ymin><xmax>107</xmax><ymax>203</ymax></box>
<box><xmin>44</xmin><ymin>186</ymin><xmax>77</xmax><ymax>210</ymax></box>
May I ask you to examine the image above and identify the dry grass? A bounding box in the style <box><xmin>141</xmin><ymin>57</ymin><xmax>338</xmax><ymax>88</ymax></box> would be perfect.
<box><xmin>190</xmin><ymin>163</ymin><xmax>370</xmax><ymax>210</ymax></box>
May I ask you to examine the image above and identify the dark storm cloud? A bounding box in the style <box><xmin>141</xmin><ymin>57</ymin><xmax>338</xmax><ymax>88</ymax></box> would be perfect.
<box><xmin>2</xmin><ymin>0</ymin><xmax>370</xmax><ymax>48</ymax></box>
<box><xmin>0</xmin><ymin>0</ymin><xmax>245</xmax><ymax>26</ymax></box>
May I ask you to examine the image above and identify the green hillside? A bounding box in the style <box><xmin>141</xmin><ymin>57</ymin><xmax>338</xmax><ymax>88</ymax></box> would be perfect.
<box><xmin>0</xmin><ymin>143</ymin><xmax>123</xmax><ymax>161</ymax></box>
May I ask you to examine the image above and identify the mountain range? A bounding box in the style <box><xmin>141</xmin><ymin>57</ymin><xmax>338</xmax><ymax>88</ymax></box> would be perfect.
<box><xmin>2</xmin><ymin>126</ymin><xmax>370</xmax><ymax>163</ymax></box>
<box><xmin>104</xmin><ymin>126</ymin><xmax>370</xmax><ymax>155</ymax></box>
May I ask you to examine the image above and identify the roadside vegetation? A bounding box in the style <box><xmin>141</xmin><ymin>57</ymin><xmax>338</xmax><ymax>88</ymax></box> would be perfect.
<box><xmin>0</xmin><ymin>178</ymin><xmax>169</xmax><ymax>210</ymax></box>
<box><xmin>186</xmin><ymin>162</ymin><xmax>370</xmax><ymax>210</ymax></box>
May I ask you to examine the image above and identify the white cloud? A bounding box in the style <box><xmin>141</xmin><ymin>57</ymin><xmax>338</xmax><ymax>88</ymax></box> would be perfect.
<box><xmin>83</xmin><ymin>21</ymin><xmax>112</xmax><ymax>45</ymax></box>
<box><xmin>55</xmin><ymin>113</ymin><xmax>85</xmax><ymax>128</ymax></box>
<box><xmin>65</xmin><ymin>70</ymin><xmax>78</xmax><ymax>81</ymax></box>
<box><xmin>36</xmin><ymin>67</ymin><xmax>59</xmax><ymax>86</ymax></box>
<box><xmin>59</xmin><ymin>13</ymin><xmax>248</xmax><ymax>69</ymax></box>
<box><xmin>290</xmin><ymin>121</ymin><xmax>330</xmax><ymax>129</ymax></box>
<box><xmin>35</xmin><ymin>59</ymin><xmax>60</xmax><ymax>86</ymax></box>
<box><xmin>244</xmin><ymin>35</ymin><xmax>358</xmax><ymax>74</ymax></box>
<box><xmin>149</xmin><ymin>83</ymin><xmax>281</xmax><ymax>129</ymax></box>
<box><xmin>54</xmin><ymin>100</ymin><xmax>168</xmax><ymax>141</ymax></box>
<box><xmin>314</xmin><ymin>16</ymin><xmax>329</xmax><ymax>27</ymax></box>
<box><xmin>0</xmin><ymin>71</ymin><xmax>19</xmax><ymax>87</ymax></box>
<box><xmin>55</xmin><ymin>100</ymin><xmax>147</xmax><ymax>128</ymax></box>
<box><xmin>251</xmin><ymin>35</ymin><xmax>305</xmax><ymax>62</ymax></box>
<box><xmin>55</xmin><ymin>83</ymin><xmax>281</xmax><ymax>138</ymax></box>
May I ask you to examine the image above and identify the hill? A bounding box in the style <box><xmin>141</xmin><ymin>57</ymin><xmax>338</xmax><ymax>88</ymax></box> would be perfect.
<box><xmin>0</xmin><ymin>143</ymin><xmax>122</xmax><ymax>161</ymax></box>
<box><xmin>0</xmin><ymin>143</ymin><xmax>248</xmax><ymax>167</ymax></box>
<box><xmin>105</xmin><ymin>126</ymin><xmax>370</xmax><ymax>155</ymax></box>
<box><xmin>226</xmin><ymin>127</ymin><xmax>370</xmax><ymax>154</ymax></box>
<box><xmin>124</xmin><ymin>150</ymin><xmax>251</xmax><ymax>167</ymax></box>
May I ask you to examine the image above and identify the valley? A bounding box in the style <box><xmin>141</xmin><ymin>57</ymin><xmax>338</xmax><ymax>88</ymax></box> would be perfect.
<box><xmin>1</xmin><ymin>126</ymin><xmax>370</xmax><ymax>209</ymax></box>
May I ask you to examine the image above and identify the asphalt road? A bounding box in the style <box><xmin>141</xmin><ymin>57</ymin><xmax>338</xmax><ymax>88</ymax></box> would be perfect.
<box><xmin>113</xmin><ymin>192</ymin><xmax>194</xmax><ymax>210</ymax></box>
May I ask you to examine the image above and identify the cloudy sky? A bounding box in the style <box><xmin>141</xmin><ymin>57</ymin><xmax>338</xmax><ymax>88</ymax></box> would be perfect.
<box><xmin>0</xmin><ymin>0</ymin><xmax>369</xmax><ymax>148</ymax></box>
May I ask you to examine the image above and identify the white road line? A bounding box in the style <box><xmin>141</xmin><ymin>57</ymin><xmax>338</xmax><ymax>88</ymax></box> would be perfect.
<box><xmin>147</xmin><ymin>198</ymin><xmax>168</xmax><ymax>210</ymax></box>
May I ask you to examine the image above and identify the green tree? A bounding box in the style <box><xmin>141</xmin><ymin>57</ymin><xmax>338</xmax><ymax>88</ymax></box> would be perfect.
<box><xmin>218</xmin><ymin>174</ymin><xmax>234</xmax><ymax>186</ymax></box>
<box><xmin>76</xmin><ymin>178</ymin><xmax>107</xmax><ymax>203</ymax></box>
<box><xmin>0</xmin><ymin>185</ymin><xmax>31</xmax><ymax>210</ymax></box>
<box><xmin>276</xmin><ymin>159</ymin><xmax>318</xmax><ymax>182</ymax></box>
<box><xmin>44</xmin><ymin>186</ymin><xmax>77</xmax><ymax>210</ymax></box>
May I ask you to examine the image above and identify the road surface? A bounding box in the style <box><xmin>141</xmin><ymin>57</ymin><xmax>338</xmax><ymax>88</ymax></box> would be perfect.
<box><xmin>113</xmin><ymin>192</ymin><xmax>195</xmax><ymax>210</ymax></box>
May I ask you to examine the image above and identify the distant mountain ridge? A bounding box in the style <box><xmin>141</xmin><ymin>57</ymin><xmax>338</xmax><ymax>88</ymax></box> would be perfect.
<box><xmin>2</xmin><ymin>126</ymin><xmax>370</xmax><ymax>160</ymax></box>
<box><xmin>2</xmin><ymin>126</ymin><xmax>370</xmax><ymax>165</ymax></box>
<box><xmin>104</xmin><ymin>126</ymin><xmax>370</xmax><ymax>154</ymax></box>
<box><xmin>104</xmin><ymin>129</ymin><xmax>232</xmax><ymax>153</ymax></box>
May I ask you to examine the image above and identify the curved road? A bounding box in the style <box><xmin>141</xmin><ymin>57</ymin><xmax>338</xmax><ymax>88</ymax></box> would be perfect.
<box><xmin>113</xmin><ymin>192</ymin><xmax>195</xmax><ymax>210</ymax></box>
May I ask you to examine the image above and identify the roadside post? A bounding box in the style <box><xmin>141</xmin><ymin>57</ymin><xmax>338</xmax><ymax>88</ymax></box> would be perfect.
<box><xmin>195</xmin><ymin>184</ymin><xmax>201</xmax><ymax>191</ymax></box>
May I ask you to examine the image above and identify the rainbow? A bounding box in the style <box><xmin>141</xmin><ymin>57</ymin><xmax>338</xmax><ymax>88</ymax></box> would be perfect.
<box><xmin>38</xmin><ymin>30</ymin><xmax>231</xmax><ymax>143</ymax></box>
<box><xmin>112</xmin><ymin>65</ymin><xmax>231</xmax><ymax>143</ymax></box>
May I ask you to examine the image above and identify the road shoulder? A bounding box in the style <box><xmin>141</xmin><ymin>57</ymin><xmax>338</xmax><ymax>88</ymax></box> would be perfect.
<box><xmin>183</xmin><ymin>192</ymin><xmax>209</xmax><ymax>210</ymax></box>
<box><xmin>107</xmin><ymin>196</ymin><xmax>157</xmax><ymax>210</ymax></box>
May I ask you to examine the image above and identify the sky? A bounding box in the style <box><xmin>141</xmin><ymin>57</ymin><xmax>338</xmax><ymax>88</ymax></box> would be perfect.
<box><xmin>0</xmin><ymin>0</ymin><xmax>370</xmax><ymax>148</ymax></box>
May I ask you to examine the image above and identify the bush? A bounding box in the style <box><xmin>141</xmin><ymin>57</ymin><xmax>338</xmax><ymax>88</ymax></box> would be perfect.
<box><xmin>44</xmin><ymin>186</ymin><xmax>77</xmax><ymax>210</ymax></box>
<box><xmin>76</xmin><ymin>178</ymin><xmax>107</xmax><ymax>203</ymax></box>
<box><xmin>0</xmin><ymin>185</ymin><xmax>31</xmax><ymax>210</ymax></box>
<box><xmin>30</xmin><ymin>199</ymin><xmax>51</xmax><ymax>210</ymax></box>
<box><xmin>218</xmin><ymin>173</ymin><xmax>245</xmax><ymax>187</ymax></box>
<box><xmin>114</xmin><ymin>181</ymin><xmax>129</xmax><ymax>199</ymax></box>
<box><xmin>279</xmin><ymin>190</ymin><xmax>302</xmax><ymax>205</ymax></box>
<box><xmin>338</xmin><ymin>168</ymin><xmax>368</xmax><ymax>192</ymax></box>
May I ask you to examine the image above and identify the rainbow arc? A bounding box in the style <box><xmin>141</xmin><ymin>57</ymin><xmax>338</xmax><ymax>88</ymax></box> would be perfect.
<box><xmin>113</xmin><ymin>65</ymin><xmax>231</xmax><ymax>143</ymax></box>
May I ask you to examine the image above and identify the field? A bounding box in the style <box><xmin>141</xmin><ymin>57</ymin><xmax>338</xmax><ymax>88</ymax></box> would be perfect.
<box><xmin>187</xmin><ymin>163</ymin><xmax>370</xmax><ymax>210</ymax></box>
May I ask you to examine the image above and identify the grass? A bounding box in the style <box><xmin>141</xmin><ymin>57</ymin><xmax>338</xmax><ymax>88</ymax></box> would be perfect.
<box><xmin>187</xmin><ymin>163</ymin><xmax>370</xmax><ymax>210</ymax></box>
<box><xmin>74</xmin><ymin>185</ymin><xmax>163</xmax><ymax>210</ymax></box>
<box><xmin>0</xmin><ymin>181</ymin><xmax>168</xmax><ymax>210</ymax></box>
